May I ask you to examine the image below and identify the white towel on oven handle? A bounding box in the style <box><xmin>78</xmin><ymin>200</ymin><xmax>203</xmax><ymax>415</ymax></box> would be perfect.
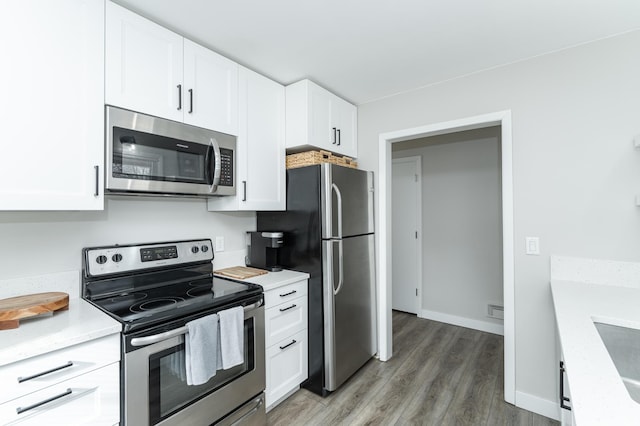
<box><xmin>218</xmin><ymin>306</ymin><xmax>244</xmax><ymax>369</ymax></box>
<box><xmin>185</xmin><ymin>313</ymin><xmax>219</xmax><ymax>386</ymax></box>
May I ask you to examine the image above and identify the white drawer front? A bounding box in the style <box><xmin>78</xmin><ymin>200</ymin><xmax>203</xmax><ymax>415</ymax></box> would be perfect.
<box><xmin>264</xmin><ymin>280</ymin><xmax>307</xmax><ymax>308</ymax></box>
<box><xmin>265</xmin><ymin>296</ymin><xmax>307</xmax><ymax>348</ymax></box>
<box><xmin>265</xmin><ymin>330</ymin><xmax>308</xmax><ymax>409</ymax></box>
<box><xmin>0</xmin><ymin>334</ymin><xmax>120</xmax><ymax>404</ymax></box>
<box><xmin>0</xmin><ymin>362</ymin><xmax>120</xmax><ymax>426</ymax></box>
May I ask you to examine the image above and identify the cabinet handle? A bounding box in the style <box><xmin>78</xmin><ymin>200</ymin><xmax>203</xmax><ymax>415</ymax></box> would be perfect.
<box><xmin>94</xmin><ymin>165</ymin><xmax>99</xmax><ymax>197</ymax></box>
<box><xmin>279</xmin><ymin>290</ymin><xmax>297</xmax><ymax>297</ymax></box>
<box><xmin>337</xmin><ymin>128</ymin><xmax>341</xmax><ymax>146</ymax></box>
<box><xmin>188</xmin><ymin>88</ymin><xmax>193</xmax><ymax>113</ymax></box>
<box><xmin>279</xmin><ymin>304</ymin><xmax>296</xmax><ymax>312</ymax></box>
<box><xmin>242</xmin><ymin>181</ymin><xmax>247</xmax><ymax>202</ymax></box>
<box><xmin>18</xmin><ymin>361</ymin><xmax>74</xmax><ymax>383</ymax></box>
<box><xmin>332</xmin><ymin>127</ymin><xmax>337</xmax><ymax>144</ymax></box>
<box><xmin>279</xmin><ymin>339</ymin><xmax>297</xmax><ymax>350</ymax></box>
<box><xmin>16</xmin><ymin>388</ymin><xmax>72</xmax><ymax>414</ymax></box>
<box><xmin>177</xmin><ymin>84</ymin><xmax>182</xmax><ymax>110</ymax></box>
<box><xmin>559</xmin><ymin>361</ymin><xmax>571</xmax><ymax>411</ymax></box>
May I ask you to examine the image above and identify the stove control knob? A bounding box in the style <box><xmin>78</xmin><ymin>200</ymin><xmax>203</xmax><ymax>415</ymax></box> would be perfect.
<box><xmin>191</xmin><ymin>246</ymin><xmax>199</xmax><ymax>254</ymax></box>
<box><xmin>201</xmin><ymin>245</ymin><xmax>209</xmax><ymax>253</ymax></box>
<box><xmin>112</xmin><ymin>253</ymin><xmax>123</xmax><ymax>263</ymax></box>
<box><xmin>96</xmin><ymin>255</ymin><xmax>108</xmax><ymax>264</ymax></box>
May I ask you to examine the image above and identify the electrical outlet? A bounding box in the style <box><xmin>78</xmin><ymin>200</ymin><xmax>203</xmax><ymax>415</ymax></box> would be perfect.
<box><xmin>215</xmin><ymin>236</ymin><xmax>225</xmax><ymax>252</ymax></box>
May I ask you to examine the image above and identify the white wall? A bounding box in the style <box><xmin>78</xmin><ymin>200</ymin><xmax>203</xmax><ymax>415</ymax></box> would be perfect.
<box><xmin>357</xmin><ymin>30</ymin><xmax>640</xmax><ymax>408</ymax></box>
<box><xmin>393</xmin><ymin>127</ymin><xmax>503</xmax><ymax>330</ymax></box>
<box><xmin>0</xmin><ymin>196</ymin><xmax>255</xmax><ymax>282</ymax></box>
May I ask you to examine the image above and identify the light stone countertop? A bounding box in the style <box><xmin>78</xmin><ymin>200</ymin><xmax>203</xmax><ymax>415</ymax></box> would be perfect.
<box><xmin>0</xmin><ymin>297</ymin><xmax>121</xmax><ymax>367</ymax></box>
<box><xmin>551</xmin><ymin>279</ymin><xmax>640</xmax><ymax>426</ymax></box>
<box><xmin>215</xmin><ymin>269</ymin><xmax>310</xmax><ymax>292</ymax></box>
<box><xmin>0</xmin><ymin>271</ymin><xmax>121</xmax><ymax>367</ymax></box>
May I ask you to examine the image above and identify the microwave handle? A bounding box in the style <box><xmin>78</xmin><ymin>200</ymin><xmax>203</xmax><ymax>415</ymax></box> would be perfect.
<box><xmin>207</xmin><ymin>138</ymin><xmax>221</xmax><ymax>192</ymax></box>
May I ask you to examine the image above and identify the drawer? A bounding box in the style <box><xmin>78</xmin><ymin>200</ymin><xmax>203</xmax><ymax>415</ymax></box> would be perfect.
<box><xmin>0</xmin><ymin>361</ymin><xmax>120</xmax><ymax>425</ymax></box>
<box><xmin>265</xmin><ymin>329</ymin><xmax>308</xmax><ymax>409</ymax></box>
<box><xmin>0</xmin><ymin>334</ymin><xmax>120</xmax><ymax>404</ymax></box>
<box><xmin>264</xmin><ymin>280</ymin><xmax>308</xmax><ymax>308</ymax></box>
<box><xmin>265</xmin><ymin>296</ymin><xmax>307</xmax><ymax>348</ymax></box>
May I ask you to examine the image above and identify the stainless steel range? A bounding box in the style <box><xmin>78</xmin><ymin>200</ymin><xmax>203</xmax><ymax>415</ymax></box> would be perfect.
<box><xmin>82</xmin><ymin>239</ymin><xmax>266</xmax><ymax>426</ymax></box>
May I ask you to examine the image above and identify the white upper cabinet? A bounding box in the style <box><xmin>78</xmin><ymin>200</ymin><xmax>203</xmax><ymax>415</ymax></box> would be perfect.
<box><xmin>106</xmin><ymin>2</ymin><xmax>238</xmax><ymax>135</ymax></box>
<box><xmin>0</xmin><ymin>0</ymin><xmax>105</xmax><ymax>211</ymax></box>
<box><xmin>105</xmin><ymin>1</ymin><xmax>183</xmax><ymax>122</ymax></box>
<box><xmin>286</xmin><ymin>79</ymin><xmax>357</xmax><ymax>158</ymax></box>
<box><xmin>208</xmin><ymin>67</ymin><xmax>285</xmax><ymax>211</ymax></box>
<box><xmin>183</xmin><ymin>39</ymin><xmax>238</xmax><ymax>135</ymax></box>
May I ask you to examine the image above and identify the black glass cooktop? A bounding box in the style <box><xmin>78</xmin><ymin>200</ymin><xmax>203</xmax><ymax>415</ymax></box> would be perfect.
<box><xmin>84</xmin><ymin>265</ymin><xmax>262</xmax><ymax>332</ymax></box>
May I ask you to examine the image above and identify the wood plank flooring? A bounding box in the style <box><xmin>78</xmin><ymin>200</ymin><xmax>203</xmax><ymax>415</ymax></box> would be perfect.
<box><xmin>267</xmin><ymin>310</ymin><xmax>559</xmax><ymax>426</ymax></box>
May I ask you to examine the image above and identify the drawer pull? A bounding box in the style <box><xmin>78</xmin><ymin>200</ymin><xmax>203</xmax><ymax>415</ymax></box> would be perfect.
<box><xmin>17</xmin><ymin>361</ymin><xmax>74</xmax><ymax>383</ymax></box>
<box><xmin>279</xmin><ymin>340</ymin><xmax>297</xmax><ymax>350</ymax></box>
<box><xmin>279</xmin><ymin>290</ymin><xmax>297</xmax><ymax>297</ymax></box>
<box><xmin>16</xmin><ymin>388</ymin><xmax>72</xmax><ymax>414</ymax></box>
<box><xmin>279</xmin><ymin>304</ymin><xmax>297</xmax><ymax>312</ymax></box>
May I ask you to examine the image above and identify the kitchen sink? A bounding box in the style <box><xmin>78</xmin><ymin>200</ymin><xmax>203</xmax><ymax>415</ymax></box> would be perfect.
<box><xmin>594</xmin><ymin>322</ymin><xmax>640</xmax><ymax>404</ymax></box>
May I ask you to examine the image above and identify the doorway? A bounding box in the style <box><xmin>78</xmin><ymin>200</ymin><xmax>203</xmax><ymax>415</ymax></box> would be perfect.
<box><xmin>377</xmin><ymin>110</ymin><xmax>515</xmax><ymax>404</ymax></box>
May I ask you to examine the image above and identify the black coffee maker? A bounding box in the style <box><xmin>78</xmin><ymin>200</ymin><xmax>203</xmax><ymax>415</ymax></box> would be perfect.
<box><xmin>245</xmin><ymin>231</ymin><xmax>284</xmax><ymax>272</ymax></box>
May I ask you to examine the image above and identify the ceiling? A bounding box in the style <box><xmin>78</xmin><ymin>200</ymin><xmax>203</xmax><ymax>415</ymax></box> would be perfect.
<box><xmin>114</xmin><ymin>0</ymin><xmax>640</xmax><ymax>105</ymax></box>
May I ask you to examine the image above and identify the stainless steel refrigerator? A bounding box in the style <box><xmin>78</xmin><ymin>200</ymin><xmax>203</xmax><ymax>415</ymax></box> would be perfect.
<box><xmin>257</xmin><ymin>164</ymin><xmax>377</xmax><ymax>396</ymax></box>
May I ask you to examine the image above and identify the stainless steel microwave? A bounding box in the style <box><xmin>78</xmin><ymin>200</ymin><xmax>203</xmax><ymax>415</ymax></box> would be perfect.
<box><xmin>105</xmin><ymin>106</ymin><xmax>236</xmax><ymax>197</ymax></box>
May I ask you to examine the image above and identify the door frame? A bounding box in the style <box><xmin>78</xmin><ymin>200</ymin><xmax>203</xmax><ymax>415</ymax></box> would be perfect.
<box><xmin>377</xmin><ymin>110</ymin><xmax>515</xmax><ymax>404</ymax></box>
<box><xmin>391</xmin><ymin>156</ymin><xmax>422</xmax><ymax>314</ymax></box>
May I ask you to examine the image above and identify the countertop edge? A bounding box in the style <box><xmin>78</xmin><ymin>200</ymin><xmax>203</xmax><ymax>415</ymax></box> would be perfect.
<box><xmin>550</xmin><ymin>280</ymin><xmax>640</xmax><ymax>426</ymax></box>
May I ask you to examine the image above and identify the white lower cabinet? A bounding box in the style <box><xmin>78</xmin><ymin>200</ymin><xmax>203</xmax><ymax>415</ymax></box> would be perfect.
<box><xmin>0</xmin><ymin>334</ymin><xmax>120</xmax><ymax>425</ymax></box>
<box><xmin>0</xmin><ymin>362</ymin><xmax>119</xmax><ymax>425</ymax></box>
<box><xmin>264</xmin><ymin>279</ymin><xmax>308</xmax><ymax>410</ymax></box>
<box><xmin>266</xmin><ymin>329</ymin><xmax>308</xmax><ymax>409</ymax></box>
<box><xmin>559</xmin><ymin>358</ymin><xmax>575</xmax><ymax>426</ymax></box>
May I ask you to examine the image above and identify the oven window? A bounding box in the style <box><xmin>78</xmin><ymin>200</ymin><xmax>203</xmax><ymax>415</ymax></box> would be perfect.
<box><xmin>148</xmin><ymin>318</ymin><xmax>255</xmax><ymax>425</ymax></box>
<box><xmin>112</xmin><ymin>127</ymin><xmax>209</xmax><ymax>184</ymax></box>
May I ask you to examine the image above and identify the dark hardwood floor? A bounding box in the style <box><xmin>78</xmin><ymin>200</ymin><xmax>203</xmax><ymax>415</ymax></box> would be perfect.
<box><xmin>267</xmin><ymin>310</ymin><xmax>559</xmax><ymax>426</ymax></box>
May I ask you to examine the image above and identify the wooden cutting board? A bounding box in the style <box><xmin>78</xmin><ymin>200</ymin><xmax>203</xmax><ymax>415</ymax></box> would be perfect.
<box><xmin>0</xmin><ymin>292</ymin><xmax>69</xmax><ymax>330</ymax></box>
<box><xmin>214</xmin><ymin>266</ymin><xmax>268</xmax><ymax>280</ymax></box>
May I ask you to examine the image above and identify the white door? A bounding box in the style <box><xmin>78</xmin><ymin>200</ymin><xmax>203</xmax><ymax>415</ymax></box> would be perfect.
<box><xmin>105</xmin><ymin>1</ymin><xmax>183</xmax><ymax>122</ymax></box>
<box><xmin>0</xmin><ymin>0</ymin><xmax>105</xmax><ymax>210</ymax></box>
<box><xmin>392</xmin><ymin>156</ymin><xmax>421</xmax><ymax>314</ymax></box>
<box><xmin>183</xmin><ymin>39</ymin><xmax>238</xmax><ymax>135</ymax></box>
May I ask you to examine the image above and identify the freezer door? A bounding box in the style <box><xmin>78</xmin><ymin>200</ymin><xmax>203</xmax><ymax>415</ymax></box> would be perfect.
<box><xmin>322</xmin><ymin>234</ymin><xmax>376</xmax><ymax>391</ymax></box>
<box><xmin>321</xmin><ymin>164</ymin><xmax>374</xmax><ymax>239</ymax></box>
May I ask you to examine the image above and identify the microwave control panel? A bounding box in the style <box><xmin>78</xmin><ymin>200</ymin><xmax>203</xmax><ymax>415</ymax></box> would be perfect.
<box><xmin>219</xmin><ymin>148</ymin><xmax>233</xmax><ymax>187</ymax></box>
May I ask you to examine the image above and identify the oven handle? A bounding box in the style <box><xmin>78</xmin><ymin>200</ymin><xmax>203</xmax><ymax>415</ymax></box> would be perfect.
<box><xmin>130</xmin><ymin>301</ymin><xmax>262</xmax><ymax>347</ymax></box>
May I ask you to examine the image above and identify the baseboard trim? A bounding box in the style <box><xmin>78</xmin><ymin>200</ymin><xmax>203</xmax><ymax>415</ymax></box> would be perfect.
<box><xmin>515</xmin><ymin>391</ymin><xmax>560</xmax><ymax>421</ymax></box>
<box><xmin>419</xmin><ymin>309</ymin><xmax>504</xmax><ymax>336</ymax></box>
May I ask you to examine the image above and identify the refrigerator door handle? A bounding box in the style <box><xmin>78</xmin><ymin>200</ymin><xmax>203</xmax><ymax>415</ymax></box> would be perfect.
<box><xmin>334</xmin><ymin>240</ymin><xmax>344</xmax><ymax>295</ymax></box>
<box><xmin>331</xmin><ymin>183</ymin><xmax>343</xmax><ymax>239</ymax></box>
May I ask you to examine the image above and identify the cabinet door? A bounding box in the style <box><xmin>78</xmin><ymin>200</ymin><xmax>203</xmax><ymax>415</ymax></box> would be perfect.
<box><xmin>331</xmin><ymin>96</ymin><xmax>358</xmax><ymax>158</ymax></box>
<box><xmin>208</xmin><ymin>67</ymin><xmax>284</xmax><ymax>211</ymax></box>
<box><xmin>266</xmin><ymin>329</ymin><xmax>308</xmax><ymax>409</ymax></box>
<box><xmin>105</xmin><ymin>1</ymin><xmax>183</xmax><ymax>122</ymax></box>
<box><xmin>183</xmin><ymin>39</ymin><xmax>238</xmax><ymax>135</ymax></box>
<box><xmin>308</xmin><ymin>82</ymin><xmax>334</xmax><ymax>151</ymax></box>
<box><xmin>0</xmin><ymin>0</ymin><xmax>104</xmax><ymax>210</ymax></box>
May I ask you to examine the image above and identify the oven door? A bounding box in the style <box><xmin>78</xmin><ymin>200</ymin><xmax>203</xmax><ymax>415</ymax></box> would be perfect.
<box><xmin>123</xmin><ymin>300</ymin><xmax>265</xmax><ymax>426</ymax></box>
